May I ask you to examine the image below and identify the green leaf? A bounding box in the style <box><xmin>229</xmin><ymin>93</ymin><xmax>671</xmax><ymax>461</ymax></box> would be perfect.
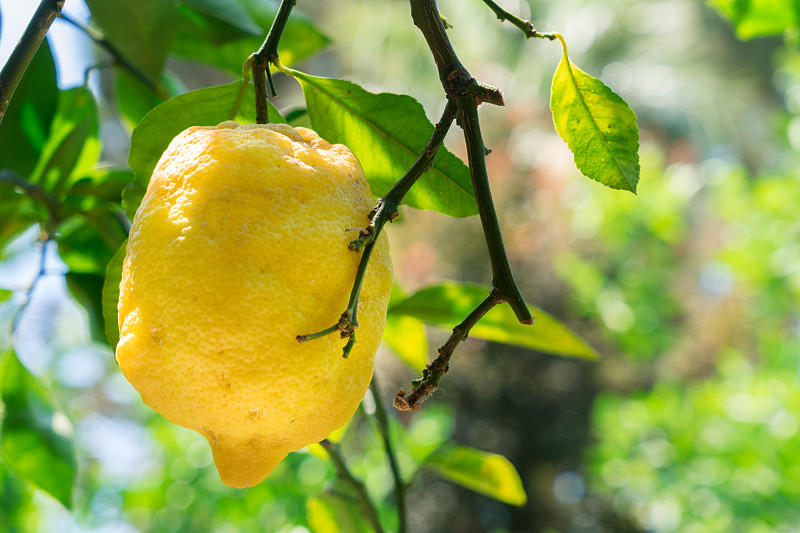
<box><xmin>550</xmin><ymin>40</ymin><xmax>640</xmax><ymax>193</ymax></box>
<box><xmin>0</xmin><ymin>40</ymin><xmax>57</xmax><ymax>178</ymax></box>
<box><xmin>383</xmin><ymin>285</ymin><xmax>429</xmax><ymax>371</ymax></box>
<box><xmin>85</xmin><ymin>0</ymin><xmax>180</xmax><ymax>78</ymax></box>
<box><xmin>30</xmin><ymin>86</ymin><xmax>100</xmax><ymax>195</ymax></box>
<box><xmin>425</xmin><ymin>446</ymin><xmax>527</xmax><ymax>507</ymax></box>
<box><xmin>389</xmin><ymin>282</ymin><xmax>598</xmax><ymax>360</ymax></box>
<box><xmin>0</xmin><ymin>350</ymin><xmax>76</xmax><ymax>508</ymax></box>
<box><xmin>102</xmin><ymin>241</ymin><xmax>126</xmax><ymax>348</ymax></box>
<box><xmin>66</xmin><ymin>170</ymin><xmax>135</xmax><ymax>205</ymax></box>
<box><xmin>171</xmin><ymin>1</ymin><xmax>329</xmax><ymax>76</ymax></box>
<box><xmin>182</xmin><ymin>0</ymin><xmax>261</xmax><ymax>41</ymax></box>
<box><xmin>709</xmin><ymin>0</ymin><xmax>800</xmax><ymax>38</ymax></box>
<box><xmin>126</xmin><ymin>81</ymin><xmax>286</xmax><ymax>219</ymax></box>
<box><xmin>307</xmin><ymin>491</ymin><xmax>375</xmax><ymax>533</ymax></box>
<box><xmin>292</xmin><ymin>73</ymin><xmax>477</xmax><ymax>217</ymax></box>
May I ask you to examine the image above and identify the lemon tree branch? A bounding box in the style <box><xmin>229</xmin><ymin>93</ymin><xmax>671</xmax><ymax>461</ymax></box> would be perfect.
<box><xmin>394</xmin><ymin>288</ymin><xmax>501</xmax><ymax>411</ymax></box>
<box><xmin>0</xmin><ymin>0</ymin><xmax>64</xmax><ymax>125</ymax></box>
<box><xmin>248</xmin><ymin>0</ymin><xmax>296</xmax><ymax>124</ymax></box>
<box><xmin>320</xmin><ymin>439</ymin><xmax>386</xmax><ymax>533</ymax></box>
<box><xmin>390</xmin><ymin>0</ymin><xmax>533</xmax><ymax>410</ymax></box>
<box><xmin>369</xmin><ymin>377</ymin><xmax>407</xmax><ymax>533</ymax></box>
<box><xmin>479</xmin><ymin>0</ymin><xmax>558</xmax><ymax>40</ymax></box>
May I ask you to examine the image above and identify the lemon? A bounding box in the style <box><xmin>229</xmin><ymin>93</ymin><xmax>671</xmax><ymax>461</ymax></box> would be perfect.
<box><xmin>116</xmin><ymin>121</ymin><xmax>392</xmax><ymax>488</ymax></box>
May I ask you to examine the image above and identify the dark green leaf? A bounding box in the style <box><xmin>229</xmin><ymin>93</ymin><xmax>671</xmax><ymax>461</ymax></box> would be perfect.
<box><xmin>0</xmin><ymin>350</ymin><xmax>76</xmax><ymax>508</ymax></box>
<box><xmin>66</xmin><ymin>170</ymin><xmax>134</xmax><ymax>205</ymax></box>
<box><xmin>0</xmin><ymin>40</ymin><xmax>57</xmax><ymax>178</ymax></box>
<box><xmin>389</xmin><ymin>282</ymin><xmax>598</xmax><ymax>359</ymax></box>
<box><xmin>293</xmin><ymin>73</ymin><xmax>477</xmax><ymax>217</ymax></box>
<box><xmin>126</xmin><ymin>81</ymin><xmax>286</xmax><ymax>219</ymax></box>
<box><xmin>57</xmin><ymin>209</ymin><xmax>127</xmax><ymax>275</ymax></box>
<box><xmin>425</xmin><ymin>446</ymin><xmax>527</xmax><ymax>507</ymax></box>
<box><xmin>30</xmin><ymin>86</ymin><xmax>100</xmax><ymax>195</ymax></box>
<box><xmin>171</xmin><ymin>1</ymin><xmax>329</xmax><ymax>76</ymax></box>
<box><xmin>65</xmin><ymin>273</ymin><xmax>107</xmax><ymax>345</ymax></box>
<box><xmin>102</xmin><ymin>241</ymin><xmax>126</xmax><ymax>348</ymax></box>
<box><xmin>181</xmin><ymin>0</ymin><xmax>261</xmax><ymax>44</ymax></box>
<box><xmin>307</xmin><ymin>491</ymin><xmax>375</xmax><ymax>533</ymax></box>
<box><xmin>0</xmin><ymin>194</ymin><xmax>39</xmax><ymax>255</ymax></box>
<box><xmin>551</xmin><ymin>41</ymin><xmax>639</xmax><ymax>193</ymax></box>
<box><xmin>85</xmin><ymin>0</ymin><xmax>180</xmax><ymax>78</ymax></box>
<box><xmin>709</xmin><ymin>0</ymin><xmax>800</xmax><ymax>38</ymax></box>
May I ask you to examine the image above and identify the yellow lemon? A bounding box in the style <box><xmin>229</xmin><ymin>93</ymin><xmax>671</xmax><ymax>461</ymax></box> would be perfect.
<box><xmin>116</xmin><ymin>121</ymin><xmax>392</xmax><ymax>488</ymax></box>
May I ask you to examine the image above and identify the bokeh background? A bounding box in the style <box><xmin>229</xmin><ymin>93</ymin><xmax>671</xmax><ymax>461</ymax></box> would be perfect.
<box><xmin>2</xmin><ymin>0</ymin><xmax>800</xmax><ymax>532</ymax></box>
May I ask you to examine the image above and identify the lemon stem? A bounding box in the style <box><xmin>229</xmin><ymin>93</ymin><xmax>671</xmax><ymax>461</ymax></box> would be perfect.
<box><xmin>0</xmin><ymin>0</ymin><xmax>64</xmax><ymax>125</ymax></box>
<box><xmin>321</xmin><ymin>439</ymin><xmax>386</xmax><ymax>533</ymax></box>
<box><xmin>249</xmin><ymin>0</ymin><xmax>296</xmax><ymax>124</ymax></box>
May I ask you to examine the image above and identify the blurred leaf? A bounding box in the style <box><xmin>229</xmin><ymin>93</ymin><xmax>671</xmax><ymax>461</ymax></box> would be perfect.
<box><xmin>126</xmin><ymin>81</ymin><xmax>286</xmax><ymax>219</ymax></box>
<box><xmin>30</xmin><ymin>86</ymin><xmax>100</xmax><ymax>195</ymax></box>
<box><xmin>551</xmin><ymin>43</ymin><xmax>639</xmax><ymax>193</ymax></box>
<box><xmin>65</xmin><ymin>273</ymin><xmax>107</xmax><ymax>344</ymax></box>
<box><xmin>0</xmin><ymin>350</ymin><xmax>76</xmax><ymax>509</ymax></box>
<box><xmin>709</xmin><ymin>0</ymin><xmax>800</xmax><ymax>38</ymax></box>
<box><xmin>0</xmin><ymin>290</ymin><xmax>10</xmax><ymax>303</ymax></box>
<box><xmin>116</xmin><ymin>70</ymin><xmax>187</xmax><ymax>130</ymax></box>
<box><xmin>57</xmin><ymin>209</ymin><xmax>127</xmax><ymax>275</ymax></box>
<box><xmin>171</xmin><ymin>1</ymin><xmax>329</xmax><ymax>76</ymax></box>
<box><xmin>293</xmin><ymin>72</ymin><xmax>477</xmax><ymax>217</ymax></box>
<box><xmin>389</xmin><ymin>282</ymin><xmax>598</xmax><ymax>359</ymax></box>
<box><xmin>425</xmin><ymin>446</ymin><xmax>527</xmax><ymax>507</ymax></box>
<box><xmin>85</xmin><ymin>0</ymin><xmax>180</xmax><ymax>78</ymax></box>
<box><xmin>0</xmin><ymin>195</ymin><xmax>39</xmax><ymax>255</ymax></box>
<box><xmin>182</xmin><ymin>0</ymin><xmax>261</xmax><ymax>42</ymax></box>
<box><xmin>102</xmin><ymin>240</ymin><xmax>126</xmax><ymax>348</ymax></box>
<box><xmin>307</xmin><ymin>491</ymin><xmax>375</xmax><ymax>533</ymax></box>
<box><xmin>66</xmin><ymin>170</ymin><xmax>134</xmax><ymax>205</ymax></box>
<box><xmin>0</xmin><ymin>40</ymin><xmax>57</xmax><ymax>178</ymax></box>
<box><xmin>383</xmin><ymin>314</ymin><xmax>429</xmax><ymax>372</ymax></box>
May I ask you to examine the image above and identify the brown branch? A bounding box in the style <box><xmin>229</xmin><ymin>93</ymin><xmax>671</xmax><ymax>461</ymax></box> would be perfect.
<box><xmin>0</xmin><ymin>0</ymin><xmax>64</xmax><ymax>125</ymax></box>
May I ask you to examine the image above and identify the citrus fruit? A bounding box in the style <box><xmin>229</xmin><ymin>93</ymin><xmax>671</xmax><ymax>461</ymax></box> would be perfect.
<box><xmin>116</xmin><ymin>121</ymin><xmax>392</xmax><ymax>488</ymax></box>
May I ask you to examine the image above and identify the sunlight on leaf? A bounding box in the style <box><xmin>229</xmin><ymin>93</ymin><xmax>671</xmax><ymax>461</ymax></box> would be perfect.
<box><xmin>426</xmin><ymin>446</ymin><xmax>527</xmax><ymax>507</ymax></box>
<box><xmin>307</xmin><ymin>491</ymin><xmax>375</xmax><ymax>533</ymax></box>
<box><xmin>550</xmin><ymin>37</ymin><xmax>639</xmax><ymax>193</ymax></box>
<box><xmin>389</xmin><ymin>282</ymin><xmax>598</xmax><ymax>360</ymax></box>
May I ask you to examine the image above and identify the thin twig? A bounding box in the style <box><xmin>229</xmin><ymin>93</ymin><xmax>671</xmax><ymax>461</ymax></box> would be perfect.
<box><xmin>394</xmin><ymin>289</ymin><xmax>501</xmax><ymax>411</ymax></box>
<box><xmin>370</xmin><ymin>378</ymin><xmax>407</xmax><ymax>533</ymax></box>
<box><xmin>12</xmin><ymin>237</ymin><xmax>51</xmax><ymax>331</ymax></box>
<box><xmin>0</xmin><ymin>0</ymin><xmax>64</xmax><ymax>124</ymax></box>
<box><xmin>479</xmin><ymin>0</ymin><xmax>558</xmax><ymax>40</ymax></box>
<box><xmin>57</xmin><ymin>12</ymin><xmax>163</xmax><ymax>96</ymax></box>
<box><xmin>320</xmin><ymin>439</ymin><xmax>386</xmax><ymax>533</ymax></box>
<box><xmin>247</xmin><ymin>0</ymin><xmax>297</xmax><ymax>123</ymax></box>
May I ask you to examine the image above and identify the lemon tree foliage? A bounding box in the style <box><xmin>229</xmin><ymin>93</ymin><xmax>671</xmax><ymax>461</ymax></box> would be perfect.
<box><xmin>425</xmin><ymin>446</ymin><xmax>527</xmax><ymax>507</ymax></box>
<box><xmin>709</xmin><ymin>0</ymin><xmax>800</xmax><ymax>38</ymax></box>
<box><xmin>0</xmin><ymin>350</ymin><xmax>76</xmax><ymax>509</ymax></box>
<box><xmin>389</xmin><ymin>282</ymin><xmax>598</xmax><ymax>359</ymax></box>
<box><xmin>291</xmin><ymin>72</ymin><xmax>478</xmax><ymax>217</ymax></box>
<box><xmin>550</xmin><ymin>41</ymin><xmax>640</xmax><ymax>193</ymax></box>
<box><xmin>84</xmin><ymin>0</ymin><xmax>179</xmax><ymax>79</ymax></box>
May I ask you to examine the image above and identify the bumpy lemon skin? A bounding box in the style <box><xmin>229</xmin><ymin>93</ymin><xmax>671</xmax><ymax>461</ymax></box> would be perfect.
<box><xmin>116</xmin><ymin>121</ymin><xmax>392</xmax><ymax>488</ymax></box>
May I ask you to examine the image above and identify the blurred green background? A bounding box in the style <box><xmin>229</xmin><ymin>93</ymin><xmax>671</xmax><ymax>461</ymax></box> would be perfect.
<box><xmin>2</xmin><ymin>0</ymin><xmax>800</xmax><ymax>532</ymax></box>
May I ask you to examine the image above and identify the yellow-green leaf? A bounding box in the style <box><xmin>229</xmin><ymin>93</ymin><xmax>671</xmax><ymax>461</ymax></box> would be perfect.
<box><xmin>426</xmin><ymin>446</ymin><xmax>527</xmax><ymax>507</ymax></box>
<box><xmin>550</xmin><ymin>38</ymin><xmax>639</xmax><ymax>193</ymax></box>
